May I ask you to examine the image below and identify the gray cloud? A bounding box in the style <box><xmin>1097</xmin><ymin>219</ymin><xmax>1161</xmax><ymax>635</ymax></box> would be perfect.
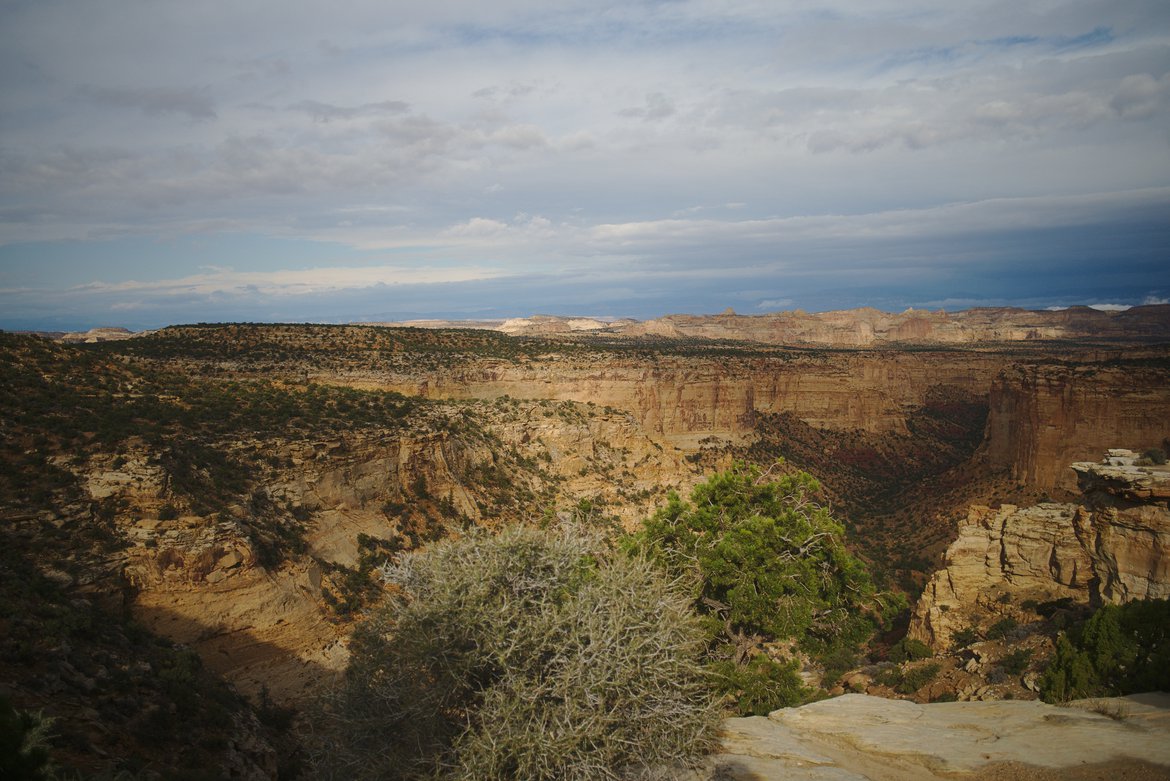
<box><xmin>619</xmin><ymin>93</ymin><xmax>676</xmax><ymax>121</ymax></box>
<box><xmin>1</xmin><ymin>0</ymin><xmax>1168</xmax><ymax>326</ymax></box>
<box><xmin>78</xmin><ymin>85</ymin><xmax>217</xmax><ymax>120</ymax></box>
<box><xmin>289</xmin><ymin>99</ymin><xmax>410</xmax><ymax>122</ymax></box>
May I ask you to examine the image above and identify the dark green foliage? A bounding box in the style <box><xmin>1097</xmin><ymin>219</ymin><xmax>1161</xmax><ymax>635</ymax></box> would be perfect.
<box><xmin>1040</xmin><ymin>598</ymin><xmax>1170</xmax><ymax>702</ymax></box>
<box><xmin>318</xmin><ymin>524</ymin><xmax>719</xmax><ymax>781</ymax></box>
<box><xmin>320</xmin><ymin>534</ymin><xmax>406</xmax><ymax>616</ymax></box>
<box><xmin>875</xmin><ymin>662</ymin><xmax>941</xmax><ymax>694</ymax></box>
<box><xmin>1141</xmin><ymin>448</ymin><xmax>1167</xmax><ymax>465</ymax></box>
<box><xmin>898</xmin><ymin>662</ymin><xmax>941</xmax><ymax>694</ymax></box>
<box><xmin>986</xmin><ymin>616</ymin><xmax>1019</xmax><ymax>640</ymax></box>
<box><xmin>998</xmin><ymin>648</ymin><xmax>1033</xmax><ymax>676</ymax></box>
<box><xmin>888</xmin><ymin>637</ymin><xmax>933</xmax><ymax>663</ymax></box>
<box><xmin>711</xmin><ymin>655</ymin><xmax>806</xmax><ymax>716</ymax></box>
<box><xmin>0</xmin><ymin>696</ymin><xmax>54</xmax><ymax>781</ymax></box>
<box><xmin>950</xmin><ymin>627</ymin><xmax>979</xmax><ymax>648</ymax></box>
<box><xmin>628</xmin><ymin>462</ymin><xmax>900</xmax><ymax>710</ymax></box>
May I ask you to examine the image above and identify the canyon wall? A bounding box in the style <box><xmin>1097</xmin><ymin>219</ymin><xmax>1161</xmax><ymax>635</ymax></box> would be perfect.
<box><xmin>983</xmin><ymin>364</ymin><xmax>1170</xmax><ymax>491</ymax></box>
<box><xmin>371</xmin><ymin>351</ymin><xmax>1004</xmax><ymax>444</ymax></box>
<box><xmin>364</xmin><ymin>348</ymin><xmax>1170</xmax><ymax>499</ymax></box>
<box><xmin>83</xmin><ymin>400</ymin><xmax>697</xmax><ymax>702</ymax></box>
<box><xmin>909</xmin><ymin>451</ymin><xmax>1170</xmax><ymax>648</ymax></box>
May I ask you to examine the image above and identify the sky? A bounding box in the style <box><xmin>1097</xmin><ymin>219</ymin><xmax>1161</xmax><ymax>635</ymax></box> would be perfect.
<box><xmin>1</xmin><ymin>0</ymin><xmax>1168</xmax><ymax>331</ymax></box>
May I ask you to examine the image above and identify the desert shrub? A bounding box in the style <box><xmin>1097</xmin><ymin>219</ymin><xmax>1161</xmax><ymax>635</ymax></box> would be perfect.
<box><xmin>896</xmin><ymin>662</ymin><xmax>941</xmax><ymax>694</ymax></box>
<box><xmin>628</xmin><ymin>462</ymin><xmax>902</xmax><ymax>711</ymax></box>
<box><xmin>1141</xmin><ymin>448</ymin><xmax>1167</xmax><ymax>466</ymax></box>
<box><xmin>711</xmin><ymin>654</ymin><xmax>806</xmax><ymax>716</ymax></box>
<box><xmin>888</xmin><ymin>637</ymin><xmax>933</xmax><ymax>663</ymax></box>
<box><xmin>998</xmin><ymin>647</ymin><xmax>1033</xmax><ymax>676</ymax></box>
<box><xmin>1041</xmin><ymin>598</ymin><xmax>1170</xmax><ymax>702</ymax></box>
<box><xmin>0</xmin><ymin>696</ymin><xmax>55</xmax><ymax>780</ymax></box>
<box><xmin>315</xmin><ymin>524</ymin><xmax>719</xmax><ymax>781</ymax></box>
<box><xmin>871</xmin><ymin>663</ymin><xmax>902</xmax><ymax>688</ymax></box>
<box><xmin>986</xmin><ymin>617</ymin><xmax>1019</xmax><ymax>640</ymax></box>
<box><xmin>950</xmin><ymin>626</ymin><xmax>979</xmax><ymax>649</ymax></box>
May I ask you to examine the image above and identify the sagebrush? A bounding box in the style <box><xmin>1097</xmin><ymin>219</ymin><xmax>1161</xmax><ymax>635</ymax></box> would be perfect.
<box><xmin>313</xmin><ymin>523</ymin><xmax>720</xmax><ymax>781</ymax></box>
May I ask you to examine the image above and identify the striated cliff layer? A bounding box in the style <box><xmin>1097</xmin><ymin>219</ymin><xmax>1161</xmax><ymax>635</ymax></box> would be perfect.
<box><xmin>374</xmin><ymin>351</ymin><xmax>1004</xmax><ymax>441</ymax></box>
<box><xmin>984</xmin><ymin>364</ymin><xmax>1170</xmax><ymax>491</ymax></box>
<box><xmin>910</xmin><ymin>451</ymin><xmax>1170</xmax><ymax>648</ymax></box>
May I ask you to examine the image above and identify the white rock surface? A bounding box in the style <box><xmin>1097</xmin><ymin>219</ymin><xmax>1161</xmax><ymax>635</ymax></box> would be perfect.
<box><xmin>687</xmin><ymin>693</ymin><xmax>1170</xmax><ymax>780</ymax></box>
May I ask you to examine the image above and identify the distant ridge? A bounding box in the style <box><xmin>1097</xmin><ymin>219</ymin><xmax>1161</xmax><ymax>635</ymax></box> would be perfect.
<box><xmin>388</xmin><ymin>304</ymin><xmax>1170</xmax><ymax>347</ymax></box>
<box><xmin>30</xmin><ymin>304</ymin><xmax>1170</xmax><ymax>347</ymax></box>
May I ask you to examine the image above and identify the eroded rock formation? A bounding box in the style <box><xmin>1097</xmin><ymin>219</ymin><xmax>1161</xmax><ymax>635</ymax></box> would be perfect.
<box><xmin>910</xmin><ymin>450</ymin><xmax>1170</xmax><ymax>648</ymax></box>
<box><xmin>74</xmin><ymin>400</ymin><xmax>698</xmax><ymax>703</ymax></box>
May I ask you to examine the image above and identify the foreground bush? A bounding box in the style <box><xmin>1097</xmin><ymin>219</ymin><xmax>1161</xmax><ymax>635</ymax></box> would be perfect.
<box><xmin>628</xmin><ymin>462</ymin><xmax>903</xmax><ymax>713</ymax></box>
<box><xmin>1041</xmin><ymin>598</ymin><xmax>1170</xmax><ymax>702</ymax></box>
<box><xmin>313</xmin><ymin>524</ymin><xmax>720</xmax><ymax>781</ymax></box>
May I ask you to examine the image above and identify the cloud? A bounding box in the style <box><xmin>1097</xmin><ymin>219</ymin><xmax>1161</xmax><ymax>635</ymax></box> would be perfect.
<box><xmin>78</xmin><ymin>85</ymin><xmax>217</xmax><ymax>120</ymax></box>
<box><xmin>70</xmin><ymin>263</ymin><xmax>507</xmax><ymax>300</ymax></box>
<box><xmin>1</xmin><ymin>1</ymin><xmax>1168</xmax><ymax>328</ymax></box>
<box><xmin>288</xmin><ymin>99</ymin><xmax>410</xmax><ymax>122</ymax></box>
<box><xmin>619</xmin><ymin>93</ymin><xmax>676</xmax><ymax>121</ymax></box>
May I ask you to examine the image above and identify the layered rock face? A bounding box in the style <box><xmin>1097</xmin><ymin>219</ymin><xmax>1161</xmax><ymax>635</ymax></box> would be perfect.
<box><xmin>910</xmin><ymin>451</ymin><xmax>1170</xmax><ymax>648</ymax></box>
<box><xmin>378</xmin><ymin>351</ymin><xmax>1003</xmax><ymax>442</ymax></box>
<box><xmin>83</xmin><ymin>401</ymin><xmax>696</xmax><ymax>703</ymax></box>
<box><xmin>1074</xmin><ymin>452</ymin><xmax>1170</xmax><ymax>604</ymax></box>
<box><xmin>984</xmin><ymin>364</ymin><xmax>1170</xmax><ymax>491</ymax></box>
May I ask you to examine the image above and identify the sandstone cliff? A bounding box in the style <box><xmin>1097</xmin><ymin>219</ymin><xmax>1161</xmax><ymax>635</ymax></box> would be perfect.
<box><xmin>372</xmin><ymin>351</ymin><xmax>1004</xmax><ymax>441</ymax></box>
<box><xmin>910</xmin><ymin>451</ymin><xmax>1170</xmax><ymax>648</ymax></box>
<box><xmin>78</xmin><ymin>399</ymin><xmax>697</xmax><ymax>703</ymax></box>
<box><xmin>984</xmin><ymin>363</ymin><xmax>1170</xmax><ymax>491</ymax></box>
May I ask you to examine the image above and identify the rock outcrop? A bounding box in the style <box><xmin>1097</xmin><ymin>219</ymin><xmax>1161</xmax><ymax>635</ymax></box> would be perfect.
<box><xmin>78</xmin><ymin>401</ymin><xmax>697</xmax><ymax>703</ymax></box>
<box><xmin>686</xmin><ymin>693</ymin><xmax>1170</xmax><ymax>780</ymax></box>
<box><xmin>984</xmin><ymin>364</ymin><xmax>1170</xmax><ymax>491</ymax></box>
<box><xmin>56</xmin><ymin>326</ymin><xmax>137</xmax><ymax>343</ymax></box>
<box><xmin>910</xmin><ymin>451</ymin><xmax>1170</xmax><ymax>648</ymax></box>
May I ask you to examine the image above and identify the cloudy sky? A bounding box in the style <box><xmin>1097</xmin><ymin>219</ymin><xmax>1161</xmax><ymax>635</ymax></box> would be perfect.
<box><xmin>1</xmin><ymin>0</ymin><xmax>1168</xmax><ymax>330</ymax></box>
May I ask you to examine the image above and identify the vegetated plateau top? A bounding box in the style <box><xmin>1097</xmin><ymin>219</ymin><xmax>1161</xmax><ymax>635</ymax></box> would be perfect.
<box><xmin>40</xmin><ymin>304</ymin><xmax>1170</xmax><ymax>351</ymax></box>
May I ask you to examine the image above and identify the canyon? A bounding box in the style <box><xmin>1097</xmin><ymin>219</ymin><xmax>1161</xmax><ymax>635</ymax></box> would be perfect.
<box><xmin>3</xmin><ymin>305</ymin><xmax>1170</xmax><ymax>778</ymax></box>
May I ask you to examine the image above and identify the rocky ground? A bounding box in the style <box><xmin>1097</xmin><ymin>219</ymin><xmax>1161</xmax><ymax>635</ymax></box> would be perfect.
<box><xmin>690</xmin><ymin>693</ymin><xmax>1170</xmax><ymax>781</ymax></box>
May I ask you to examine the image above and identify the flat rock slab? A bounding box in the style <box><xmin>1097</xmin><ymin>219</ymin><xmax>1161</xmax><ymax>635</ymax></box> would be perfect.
<box><xmin>689</xmin><ymin>693</ymin><xmax>1170</xmax><ymax>781</ymax></box>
